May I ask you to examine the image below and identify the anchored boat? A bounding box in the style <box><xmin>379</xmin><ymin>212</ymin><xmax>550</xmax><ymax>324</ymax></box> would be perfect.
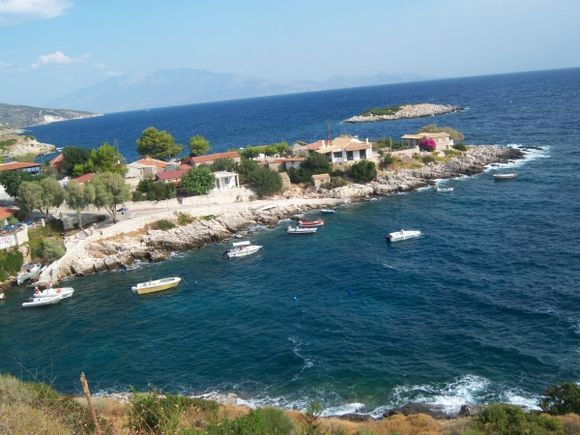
<box><xmin>225</xmin><ymin>241</ymin><xmax>262</xmax><ymax>258</ymax></box>
<box><xmin>16</xmin><ymin>263</ymin><xmax>44</xmax><ymax>286</ymax></box>
<box><xmin>494</xmin><ymin>172</ymin><xmax>517</xmax><ymax>180</ymax></box>
<box><xmin>287</xmin><ymin>225</ymin><xmax>317</xmax><ymax>234</ymax></box>
<box><xmin>386</xmin><ymin>229</ymin><xmax>422</xmax><ymax>242</ymax></box>
<box><xmin>22</xmin><ymin>295</ymin><xmax>63</xmax><ymax>308</ymax></box>
<box><xmin>131</xmin><ymin>277</ymin><xmax>182</xmax><ymax>295</ymax></box>
<box><xmin>298</xmin><ymin>219</ymin><xmax>324</xmax><ymax>227</ymax></box>
<box><xmin>320</xmin><ymin>208</ymin><xmax>336</xmax><ymax>214</ymax></box>
<box><xmin>33</xmin><ymin>287</ymin><xmax>75</xmax><ymax>299</ymax></box>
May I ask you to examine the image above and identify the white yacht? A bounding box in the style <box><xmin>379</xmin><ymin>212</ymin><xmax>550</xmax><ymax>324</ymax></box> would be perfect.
<box><xmin>387</xmin><ymin>229</ymin><xmax>422</xmax><ymax>242</ymax></box>
<box><xmin>225</xmin><ymin>241</ymin><xmax>262</xmax><ymax>258</ymax></box>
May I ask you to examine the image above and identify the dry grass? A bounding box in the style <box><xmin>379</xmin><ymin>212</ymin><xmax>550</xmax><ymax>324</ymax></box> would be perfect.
<box><xmin>0</xmin><ymin>403</ymin><xmax>71</xmax><ymax>435</ymax></box>
<box><xmin>554</xmin><ymin>413</ymin><xmax>580</xmax><ymax>435</ymax></box>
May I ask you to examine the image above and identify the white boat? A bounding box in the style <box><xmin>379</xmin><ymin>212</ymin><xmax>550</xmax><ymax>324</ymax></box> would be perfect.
<box><xmin>320</xmin><ymin>208</ymin><xmax>336</xmax><ymax>214</ymax></box>
<box><xmin>494</xmin><ymin>172</ymin><xmax>517</xmax><ymax>180</ymax></box>
<box><xmin>387</xmin><ymin>229</ymin><xmax>422</xmax><ymax>242</ymax></box>
<box><xmin>0</xmin><ymin>292</ymin><xmax>5</xmax><ymax>301</ymax></box>
<box><xmin>33</xmin><ymin>287</ymin><xmax>75</xmax><ymax>299</ymax></box>
<box><xmin>287</xmin><ymin>225</ymin><xmax>317</xmax><ymax>234</ymax></box>
<box><xmin>22</xmin><ymin>295</ymin><xmax>63</xmax><ymax>308</ymax></box>
<box><xmin>436</xmin><ymin>187</ymin><xmax>454</xmax><ymax>192</ymax></box>
<box><xmin>225</xmin><ymin>241</ymin><xmax>262</xmax><ymax>258</ymax></box>
<box><xmin>16</xmin><ymin>263</ymin><xmax>44</xmax><ymax>286</ymax></box>
<box><xmin>131</xmin><ymin>277</ymin><xmax>181</xmax><ymax>295</ymax></box>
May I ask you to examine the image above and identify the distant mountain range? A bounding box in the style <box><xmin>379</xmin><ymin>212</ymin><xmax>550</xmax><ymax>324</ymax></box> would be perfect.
<box><xmin>0</xmin><ymin>103</ymin><xmax>96</xmax><ymax>129</ymax></box>
<box><xmin>50</xmin><ymin>68</ymin><xmax>426</xmax><ymax>113</ymax></box>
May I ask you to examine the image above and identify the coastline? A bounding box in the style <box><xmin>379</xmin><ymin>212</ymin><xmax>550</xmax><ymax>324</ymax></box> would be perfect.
<box><xmin>345</xmin><ymin>103</ymin><xmax>462</xmax><ymax>123</ymax></box>
<box><xmin>38</xmin><ymin>144</ymin><xmax>524</xmax><ymax>285</ymax></box>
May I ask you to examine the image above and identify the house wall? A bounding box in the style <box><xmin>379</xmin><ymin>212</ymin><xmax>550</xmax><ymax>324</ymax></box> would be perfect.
<box><xmin>0</xmin><ymin>226</ymin><xmax>28</xmax><ymax>251</ymax></box>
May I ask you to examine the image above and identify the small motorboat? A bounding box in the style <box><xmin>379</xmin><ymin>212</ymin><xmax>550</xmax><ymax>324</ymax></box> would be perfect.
<box><xmin>0</xmin><ymin>292</ymin><xmax>5</xmax><ymax>301</ymax></box>
<box><xmin>225</xmin><ymin>241</ymin><xmax>262</xmax><ymax>258</ymax></box>
<box><xmin>494</xmin><ymin>172</ymin><xmax>517</xmax><ymax>181</ymax></box>
<box><xmin>132</xmin><ymin>277</ymin><xmax>182</xmax><ymax>295</ymax></box>
<box><xmin>22</xmin><ymin>295</ymin><xmax>63</xmax><ymax>308</ymax></box>
<box><xmin>33</xmin><ymin>287</ymin><xmax>75</xmax><ymax>299</ymax></box>
<box><xmin>436</xmin><ymin>187</ymin><xmax>454</xmax><ymax>192</ymax></box>
<box><xmin>16</xmin><ymin>263</ymin><xmax>44</xmax><ymax>286</ymax></box>
<box><xmin>320</xmin><ymin>209</ymin><xmax>336</xmax><ymax>214</ymax></box>
<box><xmin>298</xmin><ymin>219</ymin><xmax>324</xmax><ymax>227</ymax></box>
<box><xmin>386</xmin><ymin>229</ymin><xmax>422</xmax><ymax>242</ymax></box>
<box><xmin>287</xmin><ymin>225</ymin><xmax>317</xmax><ymax>234</ymax></box>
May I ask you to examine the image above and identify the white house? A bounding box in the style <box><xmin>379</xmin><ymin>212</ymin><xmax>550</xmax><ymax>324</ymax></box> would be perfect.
<box><xmin>316</xmin><ymin>136</ymin><xmax>374</xmax><ymax>165</ymax></box>
<box><xmin>400</xmin><ymin>132</ymin><xmax>454</xmax><ymax>150</ymax></box>
<box><xmin>213</xmin><ymin>171</ymin><xmax>240</xmax><ymax>191</ymax></box>
<box><xmin>126</xmin><ymin>158</ymin><xmax>170</xmax><ymax>180</ymax></box>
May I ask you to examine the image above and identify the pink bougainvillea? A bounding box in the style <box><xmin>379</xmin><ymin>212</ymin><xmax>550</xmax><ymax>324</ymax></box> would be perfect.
<box><xmin>420</xmin><ymin>137</ymin><xmax>437</xmax><ymax>151</ymax></box>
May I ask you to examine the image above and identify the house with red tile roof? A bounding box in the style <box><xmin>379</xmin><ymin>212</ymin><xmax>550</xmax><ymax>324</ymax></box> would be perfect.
<box><xmin>183</xmin><ymin>151</ymin><xmax>241</xmax><ymax>167</ymax></box>
<box><xmin>126</xmin><ymin>157</ymin><xmax>171</xmax><ymax>179</ymax></box>
<box><xmin>0</xmin><ymin>161</ymin><xmax>41</xmax><ymax>174</ymax></box>
<box><xmin>48</xmin><ymin>153</ymin><xmax>64</xmax><ymax>172</ymax></box>
<box><xmin>0</xmin><ymin>207</ymin><xmax>16</xmax><ymax>227</ymax></box>
<box><xmin>155</xmin><ymin>165</ymin><xmax>192</xmax><ymax>185</ymax></box>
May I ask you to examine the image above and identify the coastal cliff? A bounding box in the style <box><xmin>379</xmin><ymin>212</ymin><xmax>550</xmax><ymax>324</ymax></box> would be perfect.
<box><xmin>38</xmin><ymin>145</ymin><xmax>523</xmax><ymax>285</ymax></box>
<box><xmin>345</xmin><ymin>103</ymin><xmax>462</xmax><ymax>123</ymax></box>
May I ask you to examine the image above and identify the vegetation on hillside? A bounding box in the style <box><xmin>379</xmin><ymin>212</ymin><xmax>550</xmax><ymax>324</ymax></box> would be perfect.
<box><xmin>181</xmin><ymin>166</ymin><xmax>215</xmax><ymax>195</ymax></box>
<box><xmin>287</xmin><ymin>152</ymin><xmax>331</xmax><ymax>184</ymax></box>
<box><xmin>418</xmin><ymin>124</ymin><xmax>465</xmax><ymax>143</ymax></box>
<box><xmin>361</xmin><ymin>105</ymin><xmax>402</xmax><ymax>116</ymax></box>
<box><xmin>136</xmin><ymin>126</ymin><xmax>183</xmax><ymax>160</ymax></box>
<box><xmin>240</xmin><ymin>141</ymin><xmax>288</xmax><ymax>159</ymax></box>
<box><xmin>0</xmin><ymin>249</ymin><xmax>23</xmax><ymax>282</ymax></box>
<box><xmin>0</xmin><ymin>102</ymin><xmax>94</xmax><ymax>129</ymax></box>
<box><xmin>188</xmin><ymin>134</ymin><xmax>211</xmax><ymax>156</ymax></box>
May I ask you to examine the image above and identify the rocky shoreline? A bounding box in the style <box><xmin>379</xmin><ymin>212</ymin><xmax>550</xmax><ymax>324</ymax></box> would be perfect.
<box><xmin>345</xmin><ymin>103</ymin><xmax>463</xmax><ymax>123</ymax></box>
<box><xmin>36</xmin><ymin>145</ymin><xmax>524</xmax><ymax>285</ymax></box>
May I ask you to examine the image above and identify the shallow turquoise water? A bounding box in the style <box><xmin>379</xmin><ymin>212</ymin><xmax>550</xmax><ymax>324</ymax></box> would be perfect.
<box><xmin>2</xmin><ymin>68</ymin><xmax>579</xmax><ymax>415</ymax></box>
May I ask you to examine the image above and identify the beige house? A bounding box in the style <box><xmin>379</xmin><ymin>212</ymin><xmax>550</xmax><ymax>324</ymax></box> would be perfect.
<box><xmin>401</xmin><ymin>132</ymin><xmax>454</xmax><ymax>150</ymax></box>
<box><xmin>316</xmin><ymin>136</ymin><xmax>374</xmax><ymax>165</ymax></box>
<box><xmin>126</xmin><ymin>158</ymin><xmax>170</xmax><ymax>180</ymax></box>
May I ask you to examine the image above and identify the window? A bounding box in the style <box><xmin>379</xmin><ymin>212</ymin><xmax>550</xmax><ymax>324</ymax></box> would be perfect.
<box><xmin>359</xmin><ymin>149</ymin><xmax>367</xmax><ymax>159</ymax></box>
<box><xmin>347</xmin><ymin>151</ymin><xmax>354</xmax><ymax>161</ymax></box>
<box><xmin>333</xmin><ymin>152</ymin><xmax>342</xmax><ymax>159</ymax></box>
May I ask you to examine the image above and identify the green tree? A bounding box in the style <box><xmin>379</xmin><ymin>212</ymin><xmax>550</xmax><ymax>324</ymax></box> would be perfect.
<box><xmin>210</xmin><ymin>158</ymin><xmax>239</xmax><ymax>172</ymax></box>
<box><xmin>470</xmin><ymin>403</ymin><xmax>563</xmax><ymax>435</ymax></box>
<box><xmin>61</xmin><ymin>147</ymin><xmax>92</xmax><ymax>175</ymax></box>
<box><xmin>0</xmin><ymin>170</ymin><xmax>36</xmax><ymax>197</ymax></box>
<box><xmin>16</xmin><ymin>181</ymin><xmax>45</xmax><ymax>219</ymax></box>
<box><xmin>65</xmin><ymin>181</ymin><xmax>95</xmax><ymax>235</ymax></box>
<box><xmin>540</xmin><ymin>382</ymin><xmax>580</xmax><ymax>415</ymax></box>
<box><xmin>238</xmin><ymin>158</ymin><xmax>260</xmax><ymax>183</ymax></box>
<box><xmin>136</xmin><ymin>127</ymin><xmax>182</xmax><ymax>160</ymax></box>
<box><xmin>39</xmin><ymin>177</ymin><xmax>65</xmax><ymax>218</ymax></box>
<box><xmin>134</xmin><ymin>177</ymin><xmax>176</xmax><ymax>201</ymax></box>
<box><xmin>188</xmin><ymin>135</ymin><xmax>210</xmax><ymax>157</ymax></box>
<box><xmin>418</xmin><ymin>124</ymin><xmax>464</xmax><ymax>143</ymax></box>
<box><xmin>90</xmin><ymin>143</ymin><xmax>126</xmax><ymax>174</ymax></box>
<box><xmin>91</xmin><ymin>172</ymin><xmax>131</xmax><ymax>223</ymax></box>
<box><xmin>301</xmin><ymin>152</ymin><xmax>331</xmax><ymax>174</ymax></box>
<box><xmin>180</xmin><ymin>166</ymin><xmax>215</xmax><ymax>195</ymax></box>
<box><xmin>248</xmin><ymin>166</ymin><xmax>282</xmax><ymax>197</ymax></box>
<box><xmin>348</xmin><ymin>160</ymin><xmax>377</xmax><ymax>183</ymax></box>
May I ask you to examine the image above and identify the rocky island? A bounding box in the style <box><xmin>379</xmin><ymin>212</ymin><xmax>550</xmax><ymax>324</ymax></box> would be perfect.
<box><xmin>345</xmin><ymin>103</ymin><xmax>462</xmax><ymax>123</ymax></box>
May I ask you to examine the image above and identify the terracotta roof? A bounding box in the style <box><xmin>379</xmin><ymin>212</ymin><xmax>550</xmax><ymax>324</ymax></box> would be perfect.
<box><xmin>188</xmin><ymin>151</ymin><xmax>240</xmax><ymax>165</ymax></box>
<box><xmin>129</xmin><ymin>157</ymin><xmax>170</xmax><ymax>168</ymax></box>
<box><xmin>401</xmin><ymin>132</ymin><xmax>451</xmax><ymax>140</ymax></box>
<box><xmin>306</xmin><ymin>140</ymin><xmax>324</xmax><ymax>151</ymax></box>
<box><xmin>49</xmin><ymin>153</ymin><xmax>64</xmax><ymax>166</ymax></box>
<box><xmin>344</xmin><ymin>142</ymin><xmax>372</xmax><ymax>152</ymax></box>
<box><xmin>0</xmin><ymin>207</ymin><xmax>16</xmax><ymax>220</ymax></box>
<box><xmin>0</xmin><ymin>162</ymin><xmax>41</xmax><ymax>172</ymax></box>
<box><xmin>282</xmin><ymin>157</ymin><xmax>305</xmax><ymax>162</ymax></box>
<box><xmin>156</xmin><ymin>168</ymin><xmax>189</xmax><ymax>181</ymax></box>
<box><xmin>311</xmin><ymin>173</ymin><xmax>330</xmax><ymax>180</ymax></box>
<box><xmin>73</xmin><ymin>173</ymin><xmax>95</xmax><ymax>184</ymax></box>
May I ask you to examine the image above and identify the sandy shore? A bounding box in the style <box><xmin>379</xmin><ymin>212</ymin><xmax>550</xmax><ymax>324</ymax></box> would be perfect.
<box><xmin>38</xmin><ymin>145</ymin><xmax>524</xmax><ymax>285</ymax></box>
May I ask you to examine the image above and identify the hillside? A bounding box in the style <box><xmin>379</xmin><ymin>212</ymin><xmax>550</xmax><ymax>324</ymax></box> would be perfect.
<box><xmin>0</xmin><ymin>103</ymin><xmax>97</xmax><ymax>129</ymax></box>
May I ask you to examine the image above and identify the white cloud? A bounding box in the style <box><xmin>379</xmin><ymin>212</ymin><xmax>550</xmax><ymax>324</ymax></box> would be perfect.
<box><xmin>30</xmin><ymin>50</ymin><xmax>89</xmax><ymax>69</ymax></box>
<box><xmin>0</xmin><ymin>0</ymin><xmax>72</xmax><ymax>26</ymax></box>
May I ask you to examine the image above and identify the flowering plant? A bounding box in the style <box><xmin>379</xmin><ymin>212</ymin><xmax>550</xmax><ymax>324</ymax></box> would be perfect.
<box><xmin>420</xmin><ymin>137</ymin><xmax>437</xmax><ymax>151</ymax></box>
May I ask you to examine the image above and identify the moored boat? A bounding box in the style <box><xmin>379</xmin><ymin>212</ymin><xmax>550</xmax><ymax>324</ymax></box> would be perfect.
<box><xmin>494</xmin><ymin>172</ymin><xmax>517</xmax><ymax>180</ymax></box>
<box><xmin>225</xmin><ymin>241</ymin><xmax>262</xmax><ymax>258</ymax></box>
<box><xmin>386</xmin><ymin>229</ymin><xmax>422</xmax><ymax>242</ymax></box>
<box><xmin>33</xmin><ymin>287</ymin><xmax>75</xmax><ymax>299</ymax></box>
<box><xmin>320</xmin><ymin>208</ymin><xmax>336</xmax><ymax>214</ymax></box>
<box><xmin>22</xmin><ymin>295</ymin><xmax>62</xmax><ymax>308</ymax></box>
<box><xmin>436</xmin><ymin>187</ymin><xmax>454</xmax><ymax>192</ymax></box>
<box><xmin>287</xmin><ymin>225</ymin><xmax>317</xmax><ymax>234</ymax></box>
<box><xmin>131</xmin><ymin>277</ymin><xmax>182</xmax><ymax>295</ymax></box>
<box><xmin>298</xmin><ymin>219</ymin><xmax>324</xmax><ymax>227</ymax></box>
<box><xmin>0</xmin><ymin>292</ymin><xmax>5</xmax><ymax>301</ymax></box>
<box><xmin>16</xmin><ymin>263</ymin><xmax>44</xmax><ymax>286</ymax></box>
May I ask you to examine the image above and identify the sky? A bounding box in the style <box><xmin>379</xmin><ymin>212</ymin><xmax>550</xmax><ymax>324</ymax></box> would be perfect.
<box><xmin>0</xmin><ymin>0</ymin><xmax>579</xmax><ymax>107</ymax></box>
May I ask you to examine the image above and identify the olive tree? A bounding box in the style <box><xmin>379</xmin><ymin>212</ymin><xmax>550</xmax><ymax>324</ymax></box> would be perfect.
<box><xmin>91</xmin><ymin>172</ymin><xmax>131</xmax><ymax>223</ymax></box>
<box><xmin>65</xmin><ymin>181</ymin><xmax>95</xmax><ymax>234</ymax></box>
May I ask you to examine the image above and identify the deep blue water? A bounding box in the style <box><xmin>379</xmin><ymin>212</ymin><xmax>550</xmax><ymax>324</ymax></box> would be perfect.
<box><xmin>2</xmin><ymin>68</ymin><xmax>579</xmax><ymax>415</ymax></box>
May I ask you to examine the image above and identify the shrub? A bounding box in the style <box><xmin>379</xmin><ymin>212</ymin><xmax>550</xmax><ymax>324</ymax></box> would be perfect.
<box><xmin>0</xmin><ymin>249</ymin><xmax>23</xmax><ymax>281</ymax></box>
<box><xmin>135</xmin><ymin>178</ymin><xmax>176</xmax><ymax>201</ymax></box>
<box><xmin>176</xmin><ymin>212</ymin><xmax>195</xmax><ymax>226</ymax></box>
<box><xmin>421</xmin><ymin>155</ymin><xmax>436</xmax><ymax>164</ymax></box>
<box><xmin>248</xmin><ymin>166</ymin><xmax>282</xmax><ymax>197</ymax></box>
<box><xmin>470</xmin><ymin>403</ymin><xmax>563</xmax><ymax>435</ymax></box>
<box><xmin>151</xmin><ymin>219</ymin><xmax>176</xmax><ymax>231</ymax></box>
<box><xmin>348</xmin><ymin>160</ymin><xmax>377</xmax><ymax>183</ymax></box>
<box><xmin>210</xmin><ymin>158</ymin><xmax>239</xmax><ymax>172</ymax></box>
<box><xmin>453</xmin><ymin>143</ymin><xmax>468</xmax><ymax>151</ymax></box>
<box><xmin>419</xmin><ymin>137</ymin><xmax>437</xmax><ymax>152</ymax></box>
<box><xmin>40</xmin><ymin>238</ymin><xmax>65</xmax><ymax>262</ymax></box>
<box><xmin>383</xmin><ymin>153</ymin><xmax>395</xmax><ymax>166</ymax></box>
<box><xmin>540</xmin><ymin>382</ymin><xmax>580</xmax><ymax>415</ymax></box>
<box><xmin>307</xmin><ymin>400</ymin><xmax>323</xmax><ymax>418</ymax></box>
<box><xmin>181</xmin><ymin>166</ymin><xmax>215</xmax><ymax>196</ymax></box>
<box><xmin>321</xmin><ymin>176</ymin><xmax>347</xmax><ymax>189</ymax></box>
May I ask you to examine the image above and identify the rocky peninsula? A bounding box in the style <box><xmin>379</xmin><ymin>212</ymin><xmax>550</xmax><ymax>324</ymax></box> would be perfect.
<box><xmin>345</xmin><ymin>103</ymin><xmax>462</xmax><ymax>123</ymax></box>
<box><xmin>38</xmin><ymin>145</ymin><xmax>524</xmax><ymax>285</ymax></box>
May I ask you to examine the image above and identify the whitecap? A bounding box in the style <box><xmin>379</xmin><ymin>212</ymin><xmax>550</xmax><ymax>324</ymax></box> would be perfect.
<box><xmin>321</xmin><ymin>402</ymin><xmax>366</xmax><ymax>417</ymax></box>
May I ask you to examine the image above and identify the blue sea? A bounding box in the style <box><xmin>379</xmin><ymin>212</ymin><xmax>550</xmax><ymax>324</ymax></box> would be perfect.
<box><xmin>1</xmin><ymin>68</ymin><xmax>579</xmax><ymax>415</ymax></box>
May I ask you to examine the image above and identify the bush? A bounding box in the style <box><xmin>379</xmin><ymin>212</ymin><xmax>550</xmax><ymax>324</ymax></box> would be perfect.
<box><xmin>248</xmin><ymin>166</ymin><xmax>282</xmax><ymax>197</ymax></box>
<box><xmin>0</xmin><ymin>249</ymin><xmax>23</xmax><ymax>282</ymax></box>
<box><xmin>421</xmin><ymin>155</ymin><xmax>436</xmax><ymax>164</ymax></box>
<box><xmin>176</xmin><ymin>212</ymin><xmax>195</xmax><ymax>226</ymax></box>
<box><xmin>348</xmin><ymin>160</ymin><xmax>377</xmax><ymax>183</ymax></box>
<box><xmin>135</xmin><ymin>178</ymin><xmax>176</xmax><ymax>201</ymax></box>
<box><xmin>181</xmin><ymin>166</ymin><xmax>215</xmax><ymax>196</ymax></box>
<box><xmin>383</xmin><ymin>153</ymin><xmax>395</xmax><ymax>166</ymax></box>
<box><xmin>321</xmin><ymin>176</ymin><xmax>347</xmax><ymax>189</ymax></box>
<box><xmin>419</xmin><ymin>137</ymin><xmax>437</xmax><ymax>152</ymax></box>
<box><xmin>41</xmin><ymin>238</ymin><xmax>65</xmax><ymax>262</ymax></box>
<box><xmin>151</xmin><ymin>219</ymin><xmax>176</xmax><ymax>231</ymax></box>
<box><xmin>210</xmin><ymin>158</ymin><xmax>239</xmax><ymax>172</ymax></box>
<box><xmin>540</xmin><ymin>383</ymin><xmax>580</xmax><ymax>415</ymax></box>
<box><xmin>470</xmin><ymin>404</ymin><xmax>563</xmax><ymax>435</ymax></box>
<box><xmin>453</xmin><ymin>143</ymin><xmax>468</xmax><ymax>151</ymax></box>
